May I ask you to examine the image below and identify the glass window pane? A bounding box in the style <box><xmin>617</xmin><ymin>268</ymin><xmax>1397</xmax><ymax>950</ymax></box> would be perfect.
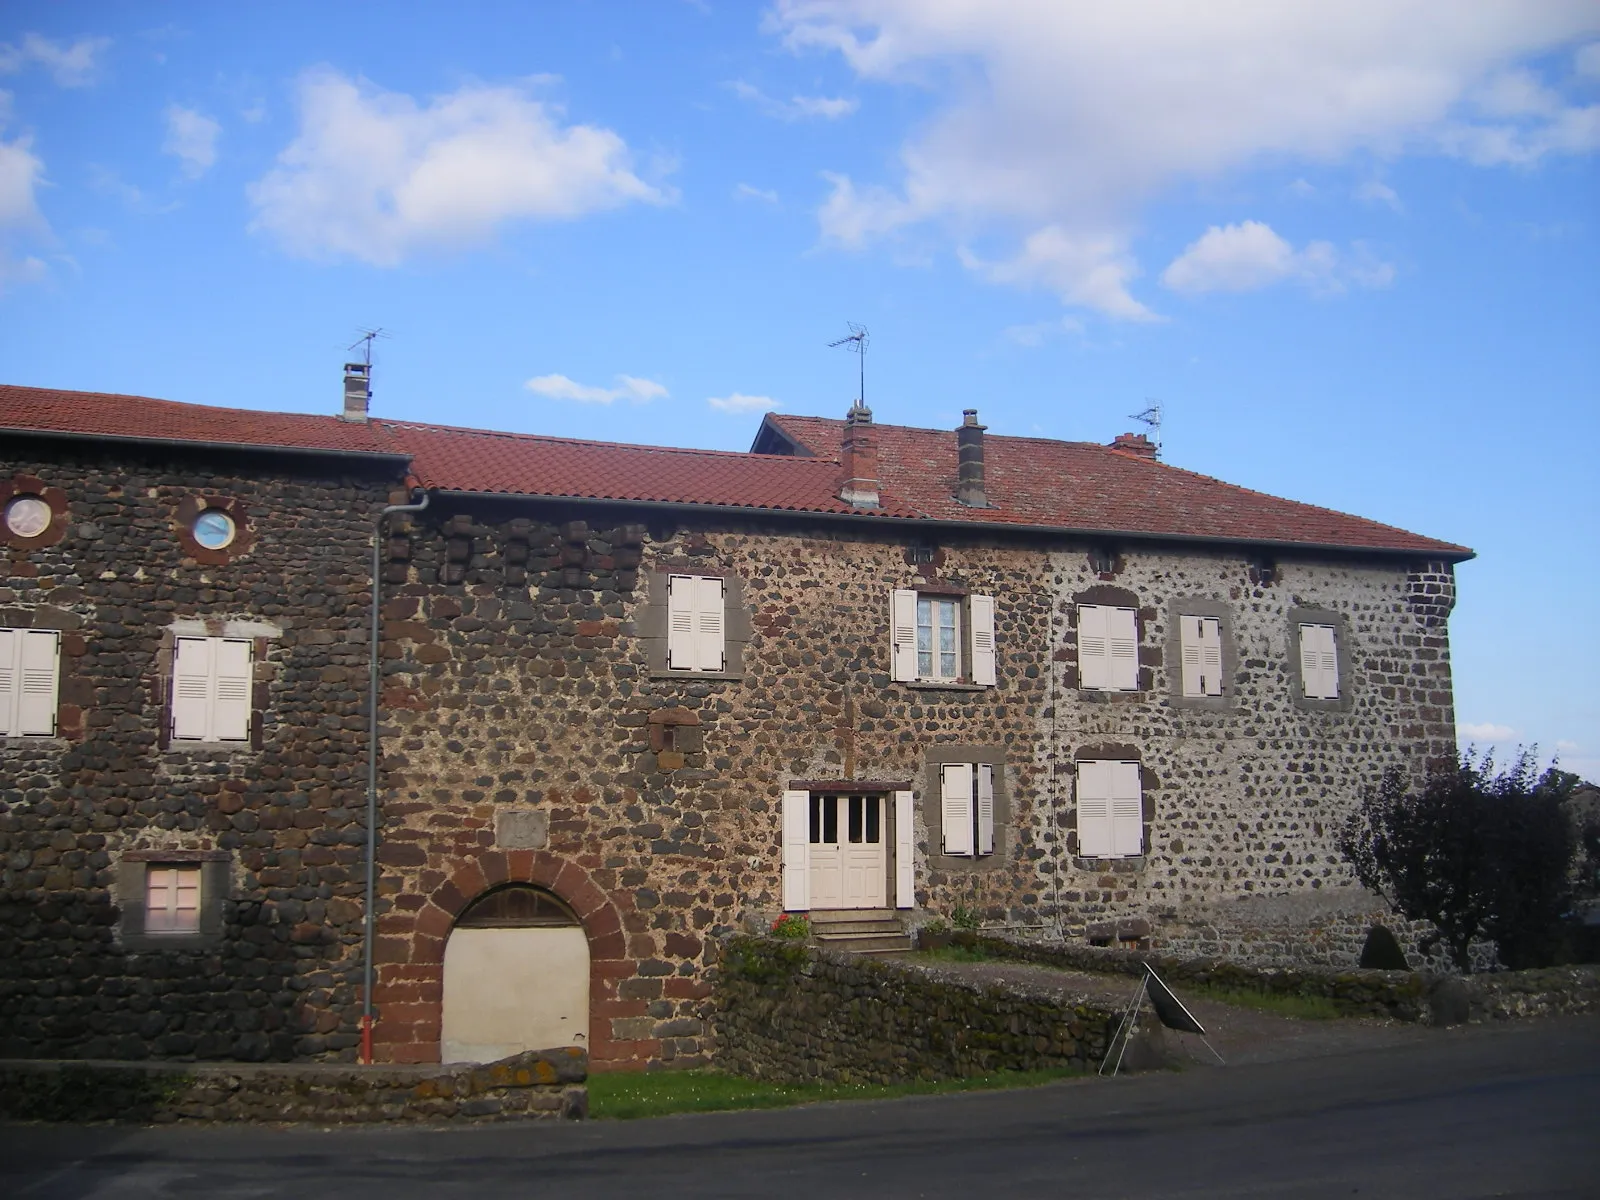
<box><xmin>848</xmin><ymin>796</ymin><xmax>863</xmax><ymax>843</ymax></box>
<box><xmin>822</xmin><ymin>796</ymin><xmax>838</xmax><ymax>844</ymax></box>
<box><xmin>810</xmin><ymin>794</ymin><xmax>821</xmax><ymax>844</ymax></box>
<box><xmin>866</xmin><ymin>796</ymin><xmax>880</xmax><ymax>843</ymax></box>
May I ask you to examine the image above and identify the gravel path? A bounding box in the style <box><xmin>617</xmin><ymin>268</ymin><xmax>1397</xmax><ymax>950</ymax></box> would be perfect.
<box><xmin>899</xmin><ymin>955</ymin><xmax>1433</xmax><ymax>1068</ymax></box>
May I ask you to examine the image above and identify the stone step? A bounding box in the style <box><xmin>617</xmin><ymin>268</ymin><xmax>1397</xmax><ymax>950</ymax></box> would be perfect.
<box><xmin>808</xmin><ymin>909</ymin><xmax>897</xmax><ymax>924</ymax></box>
<box><xmin>812</xmin><ymin>919</ymin><xmax>905</xmax><ymax>937</ymax></box>
<box><xmin>814</xmin><ymin>933</ymin><xmax>914</xmax><ymax>953</ymax></box>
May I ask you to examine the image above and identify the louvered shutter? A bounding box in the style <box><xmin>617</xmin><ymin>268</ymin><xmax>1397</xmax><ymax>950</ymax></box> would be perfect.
<box><xmin>891</xmin><ymin>589</ymin><xmax>918</xmax><ymax>681</ymax></box>
<box><xmin>1179</xmin><ymin>615</ymin><xmax>1203</xmax><ymax>696</ymax></box>
<box><xmin>976</xmin><ymin>764</ymin><xmax>995</xmax><ymax>856</ymax></box>
<box><xmin>1078</xmin><ymin>605</ymin><xmax>1109</xmax><ymax>689</ymax></box>
<box><xmin>969</xmin><ymin>594</ymin><xmax>996</xmax><ymax>686</ymax></box>
<box><xmin>1109</xmin><ymin>606</ymin><xmax>1139</xmax><ymax>690</ymax></box>
<box><xmin>781</xmin><ymin>789</ymin><xmax>810</xmax><ymax>911</ymax></box>
<box><xmin>171</xmin><ymin>637</ymin><xmax>213</xmax><ymax>740</ymax></box>
<box><xmin>1300</xmin><ymin>623</ymin><xmax>1338</xmax><ymax>699</ymax></box>
<box><xmin>0</xmin><ymin>629</ymin><xmax>16</xmax><ymax>735</ymax></box>
<box><xmin>1317</xmin><ymin>624</ymin><xmax>1339</xmax><ymax>699</ymax></box>
<box><xmin>894</xmin><ymin>789</ymin><xmax>915</xmax><ymax>908</ymax></box>
<box><xmin>1110</xmin><ymin>761</ymin><xmax>1144</xmax><ymax>857</ymax></box>
<box><xmin>694</xmin><ymin>576</ymin><xmax>726</xmax><ymax>672</ymax></box>
<box><xmin>17</xmin><ymin>630</ymin><xmax>60</xmax><ymax>736</ymax></box>
<box><xmin>212</xmin><ymin>639</ymin><xmax>253</xmax><ymax>741</ymax></box>
<box><xmin>941</xmin><ymin>763</ymin><xmax>973</xmax><ymax>857</ymax></box>
<box><xmin>1076</xmin><ymin>760</ymin><xmax>1112</xmax><ymax>858</ymax></box>
<box><xmin>1200</xmin><ymin>618</ymin><xmax>1223</xmax><ymax>696</ymax></box>
<box><xmin>666</xmin><ymin>575</ymin><xmax>695</xmax><ymax>670</ymax></box>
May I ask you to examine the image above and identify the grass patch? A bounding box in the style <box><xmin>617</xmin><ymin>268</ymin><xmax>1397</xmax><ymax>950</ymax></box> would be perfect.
<box><xmin>906</xmin><ymin>944</ymin><xmax>999</xmax><ymax>964</ymax></box>
<box><xmin>1189</xmin><ymin>986</ymin><xmax>1343</xmax><ymax>1020</ymax></box>
<box><xmin>585</xmin><ymin>1066</ymin><xmax>1081</xmax><ymax>1120</ymax></box>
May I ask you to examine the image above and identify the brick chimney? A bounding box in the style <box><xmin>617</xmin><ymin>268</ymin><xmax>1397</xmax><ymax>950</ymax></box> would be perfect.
<box><xmin>1109</xmin><ymin>431</ymin><xmax>1158</xmax><ymax>459</ymax></box>
<box><xmin>341</xmin><ymin>363</ymin><xmax>371</xmax><ymax>423</ymax></box>
<box><xmin>837</xmin><ymin>402</ymin><xmax>880</xmax><ymax>509</ymax></box>
<box><xmin>955</xmin><ymin>409</ymin><xmax>988</xmax><ymax>507</ymax></box>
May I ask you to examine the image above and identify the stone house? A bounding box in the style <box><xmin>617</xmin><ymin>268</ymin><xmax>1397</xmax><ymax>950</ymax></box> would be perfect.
<box><xmin>0</xmin><ymin>374</ymin><xmax>1469</xmax><ymax>1069</ymax></box>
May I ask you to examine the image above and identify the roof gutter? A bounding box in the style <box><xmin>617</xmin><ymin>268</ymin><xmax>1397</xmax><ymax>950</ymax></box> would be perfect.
<box><xmin>0</xmin><ymin>425</ymin><xmax>413</xmax><ymax>465</ymax></box>
<box><xmin>427</xmin><ymin>488</ymin><xmax>1475</xmax><ymax>563</ymax></box>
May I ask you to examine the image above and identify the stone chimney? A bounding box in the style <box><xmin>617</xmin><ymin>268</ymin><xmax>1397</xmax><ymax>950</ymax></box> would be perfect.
<box><xmin>837</xmin><ymin>402</ymin><xmax>880</xmax><ymax>509</ymax></box>
<box><xmin>955</xmin><ymin>409</ymin><xmax>988</xmax><ymax>507</ymax></box>
<box><xmin>1109</xmin><ymin>431</ymin><xmax>1158</xmax><ymax>460</ymax></box>
<box><xmin>341</xmin><ymin>363</ymin><xmax>371</xmax><ymax>423</ymax></box>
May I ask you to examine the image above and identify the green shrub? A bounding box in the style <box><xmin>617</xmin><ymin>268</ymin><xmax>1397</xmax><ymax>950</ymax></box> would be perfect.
<box><xmin>769</xmin><ymin>913</ymin><xmax>810</xmax><ymax>939</ymax></box>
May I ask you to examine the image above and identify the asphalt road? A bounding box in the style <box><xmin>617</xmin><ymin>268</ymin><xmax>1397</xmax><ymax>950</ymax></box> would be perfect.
<box><xmin>3</xmin><ymin>1017</ymin><xmax>1597</xmax><ymax>1200</ymax></box>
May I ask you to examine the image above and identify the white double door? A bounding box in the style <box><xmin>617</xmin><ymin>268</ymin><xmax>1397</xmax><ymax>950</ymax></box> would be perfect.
<box><xmin>809</xmin><ymin>793</ymin><xmax>886</xmax><ymax>909</ymax></box>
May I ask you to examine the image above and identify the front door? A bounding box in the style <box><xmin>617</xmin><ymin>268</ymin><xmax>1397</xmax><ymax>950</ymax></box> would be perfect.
<box><xmin>808</xmin><ymin>793</ymin><xmax>886</xmax><ymax>909</ymax></box>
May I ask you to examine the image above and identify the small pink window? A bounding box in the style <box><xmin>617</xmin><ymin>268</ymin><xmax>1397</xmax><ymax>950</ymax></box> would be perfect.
<box><xmin>145</xmin><ymin>866</ymin><xmax>201</xmax><ymax>933</ymax></box>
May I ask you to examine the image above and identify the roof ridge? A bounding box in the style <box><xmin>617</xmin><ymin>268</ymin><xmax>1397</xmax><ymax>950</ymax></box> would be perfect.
<box><xmin>379</xmin><ymin>418</ymin><xmax>829</xmax><ymax>464</ymax></box>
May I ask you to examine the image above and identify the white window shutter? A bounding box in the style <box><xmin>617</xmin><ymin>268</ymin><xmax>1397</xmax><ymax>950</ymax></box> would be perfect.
<box><xmin>1318</xmin><ymin>624</ymin><xmax>1340</xmax><ymax>699</ymax></box>
<box><xmin>0</xmin><ymin>629</ymin><xmax>16</xmax><ymax>736</ymax></box>
<box><xmin>1201</xmin><ymin>618</ymin><xmax>1223</xmax><ymax>696</ymax></box>
<box><xmin>891</xmin><ymin>589</ymin><xmax>918</xmax><ymax>681</ymax></box>
<box><xmin>212</xmin><ymin>639</ymin><xmax>253</xmax><ymax>742</ymax></box>
<box><xmin>171</xmin><ymin>637</ymin><xmax>212</xmax><ymax>740</ymax></box>
<box><xmin>1076</xmin><ymin>760</ymin><xmax>1112</xmax><ymax>858</ymax></box>
<box><xmin>1109</xmin><ymin>606</ymin><xmax>1139</xmax><ymax>690</ymax></box>
<box><xmin>666</xmin><ymin>575</ymin><xmax>695</xmax><ymax>670</ymax></box>
<box><xmin>17</xmin><ymin>630</ymin><xmax>60</xmax><ymax>736</ymax></box>
<box><xmin>941</xmin><ymin>763</ymin><xmax>973</xmax><ymax>857</ymax></box>
<box><xmin>694</xmin><ymin>576</ymin><xmax>726</xmax><ymax>672</ymax></box>
<box><xmin>969</xmin><ymin>594</ymin><xmax>997</xmax><ymax>686</ymax></box>
<box><xmin>1110</xmin><ymin>761</ymin><xmax>1144</xmax><ymax>857</ymax></box>
<box><xmin>1298</xmin><ymin>624</ymin><xmax>1320</xmax><ymax>697</ymax></box>
<box><xmin>781</xmin><ymin>789</ymin><xmax>810</xmax><ymax>911</ymax></box>
<box><xmin>1179</xmin><ymin>615</ymin><xmax>1202</xmax><ymax>697</ymax></box>
<box><xmin>1078</xmin><ymin>605</ymin><xmax>1108</xmax><ymax>689</ymax></box>
<box><xmin>894</xmin><ymin>789</ymin><xmax>915</xmax><ymax>909</ymax></box>
<box><xmin>976</xmin><ymin>764</ymin><xmax>995</xmax><ymax>856</ymax></box>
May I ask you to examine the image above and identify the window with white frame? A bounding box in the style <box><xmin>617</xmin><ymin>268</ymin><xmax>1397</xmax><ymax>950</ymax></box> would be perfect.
<box><xmin>1077</xmin><ymin>604</ymin><xmax>1138</xmax><ymax>691</ymax></box>
<box><xmin>666</xmin><ymin>574</ymin><xmax>726</xmax><ymax>672</ymax></box>
<box><xmin>1298</xmin><ymin>622</ymin><xmax>1340</xmax><ymax>699</ymax></box>
<box><xmin>0</xmin><ymin>627</ymin><xmax>60</xmax><ymax>737</ymax></box>
<box><xmin>891</xmin><ymin>590</ymin><xmax>996</xmax><ymax>686</ymax></box>
<box><xmin>144</xmin><ymin>865</ymin><xmax>202</xmax><ymax>934</ymax></box>
<box><xmin>1076</xmin><ymin>760</ymin><xmax>1144</xmax><ymax>858</ymax></box>
<box><xmin>939</xmin><ymin>762</ymin><xmax>996</xmax><ymax>858</ymax></box>
<box><xmin>171</xmin><ymin>636</ymin><xmax>253</xmax><ymax>742</ymax></box>
<box><xmin>1178</xmin><ymin>615</ymin><xmax>1224</xmax><ymax>697</ymax></box>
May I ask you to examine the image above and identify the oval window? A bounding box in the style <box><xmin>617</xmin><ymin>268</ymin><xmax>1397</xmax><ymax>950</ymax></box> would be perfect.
<box><xmin>192</xmin><ymin>509</ymin><xmax>237</xmax><ymax>550</ymax></box>
<box><xmin>4</xmin><ymin>495</ymin><xmax>52</xmax><ymax>539</ymax></box>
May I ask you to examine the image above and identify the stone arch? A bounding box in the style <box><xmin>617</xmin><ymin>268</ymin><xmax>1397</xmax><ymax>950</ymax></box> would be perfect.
<box><xmin>372</xmin><ymin>850</ymin><xmax>646</xmax><ymax>1067</ymax></box>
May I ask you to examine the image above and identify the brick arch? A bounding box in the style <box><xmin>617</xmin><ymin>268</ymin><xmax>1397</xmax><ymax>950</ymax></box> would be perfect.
<box><xmin>372</xmin><ymin>850</ymin><xmax>648</xmax><ymax>1067</ymax></box>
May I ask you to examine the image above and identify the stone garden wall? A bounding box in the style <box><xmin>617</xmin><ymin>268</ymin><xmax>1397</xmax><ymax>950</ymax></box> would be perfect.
<box><xmin>0</xmin><ymin>1046</ymin><xmax>586</xmax><ymax>1123</ymax></box>
<box><xmin>711</xmin><ymin>935</ymin><xmax>1119</xmax><ymax>1083</ymax></box>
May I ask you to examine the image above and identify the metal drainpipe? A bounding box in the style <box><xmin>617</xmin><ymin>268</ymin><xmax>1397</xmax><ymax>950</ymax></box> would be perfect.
<box><xmin>361</xmin><ymin>487</ymin><xmax>429</xmax><ymax>1065</ymax></box>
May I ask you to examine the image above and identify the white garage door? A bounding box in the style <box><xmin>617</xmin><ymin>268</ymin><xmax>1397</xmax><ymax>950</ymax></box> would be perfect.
<box><xmin>440</xmin><ymin>885</ymin><xmax>590</xmax><ymax>1064</ymax></box>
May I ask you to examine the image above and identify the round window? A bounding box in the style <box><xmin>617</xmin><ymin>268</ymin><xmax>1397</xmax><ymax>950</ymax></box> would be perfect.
<box><xmin>192</xmin><ymin>509</ymin><xmax>237</xmax><ymax>550</ymax></box>
<box><xmin>4</xmin><ymin>494</ymin><xmax>52</xmax><ymax>539</ymax></box>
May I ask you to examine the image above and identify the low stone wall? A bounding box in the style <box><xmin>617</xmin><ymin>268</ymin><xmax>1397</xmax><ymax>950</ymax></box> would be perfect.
<box><xmin>1465</xmin><ymin>966</ymin><xmax>1600</xmax><ymax>1022</ymax></box>
<box><xmin>711</xmin><ymin>936</ymin><xmax>1119</xmax><ymax>1084</ymax></box>
<box><xmin>0</xmin><ymin>1048</ymin><xmax>588</xmax><ymax>1123</ymax></box>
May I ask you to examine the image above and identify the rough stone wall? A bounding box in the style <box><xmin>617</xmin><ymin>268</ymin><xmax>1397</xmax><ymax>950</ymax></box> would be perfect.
<box><xmin>1033</xmin><ymin>546</ymin><xmax>1458</xmax><ymax>950</ymax></box>
<box><xmin>712</xmin><ymin>935</ymin><xmax>1117</xmax><ymax>1083</ymax></box>
<box><xmin>0</xmin><ymin>442</ymin><xmax>396</xmax><ymax>1061</ymax></box>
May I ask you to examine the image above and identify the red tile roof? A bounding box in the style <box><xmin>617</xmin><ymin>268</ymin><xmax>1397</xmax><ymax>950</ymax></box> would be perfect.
<box><xmin>0</xmin><ymin>383</ymin><xmax>1470</xmax><ymax>558</ymax></box>
<box><xmin>760</xmin><ymin>413</ymin><xmax>1470</xmax><ymax>558</ymax></box>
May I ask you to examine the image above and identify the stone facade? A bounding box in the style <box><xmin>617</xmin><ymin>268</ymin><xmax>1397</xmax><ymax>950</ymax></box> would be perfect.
<box><xmin>2</xmin><ymin>407</ymin><xmax>1463</xmax><ymax>1071</ymax></box>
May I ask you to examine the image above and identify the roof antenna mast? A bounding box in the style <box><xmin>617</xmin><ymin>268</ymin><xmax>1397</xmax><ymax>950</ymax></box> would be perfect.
<box><xmin>348</xmin><ymin>327</ymin><xmax>389</xmax><ymax>369</ymax></box>
<box><xmin>828</xmin><ymin>323</ymin><xmax>870</xmax><ymax>413</ymax></box>
<box><xmin>1128</xmin><ymin>399</ymin><xmax>1162</xmax><ymax>453</ymax></box>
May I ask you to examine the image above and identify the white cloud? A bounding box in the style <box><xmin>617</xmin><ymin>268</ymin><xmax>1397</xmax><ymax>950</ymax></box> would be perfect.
<box><xmin>734</xmin><ymin>182</ymin><xmax>779</xmax><ymax>203</ymax></box>
<box><xmin>0</xmin><ymin>33</ymin><xmax>111</xmax><ymax>87</ymax></box>
<box><xmin>1459</xmin><ymin>721</ymin><xmax>1519</xmax><ymax>741</ymax></box>
<box><xmin>1002</xmin><ymin>315</ymin><xmax>1085</xmax><ymax>347</ymax></box>
<box><xmin>1160</xmin><ymin>220</ymin><xmax>1395</xmax><ymax>296</ymax></box>
<box><xmin>163</xmin><ymin>104</ymin><xmax>220</xmax><ymax>179</ymax></box>
<box><xmin>773</xmin><ymin>1</ymin><xmax>1600</xmax><ymax>317</ymax></box>
<box><xmin>963</xmin><ymin>227</ymin><xmax>1157</xmax><ymax>321</ymax></box>
<box><xmin>728</xmin><ymin>79</ymin><xmax>857</xmax><ymax>120</ymax></box>
<box><xmin>1354</xmin><ymin>179</ymin><xmax>1403</xmax><ymax>211</ymax></box>
<box><xmin>1286</xmin><ymin>178</ymin><xmax>1318</xmax><ymax>199</ymax></box>
<box><xmin>1578</xmin><ymin>41</ymin><xmax>1600</xmax><ymax>78</ymax></box>
<box><xmin>708</xmin><ymin>392</ymin><xmax>780</xmax><ymax>413</ymax></box>
<box><xmin>524</xmin><ymin>374</ymin><xmax>668</xmax><ymax>404</ymax></box>
<box><xmin>0</xmin><ymin>118</ymin><xmax>50</xmax><ymax>292</ymax></box>
<box><xmin>248</xmin><ymin>69</ymin><xmax>665</xmax><ymax>265</ymax></box>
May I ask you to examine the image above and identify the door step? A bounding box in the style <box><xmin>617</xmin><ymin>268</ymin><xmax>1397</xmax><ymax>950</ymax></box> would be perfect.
<box><xmin>809</xmin><ymin>910</ymin><xmax>912</xmax><ymax>955</ymax></box>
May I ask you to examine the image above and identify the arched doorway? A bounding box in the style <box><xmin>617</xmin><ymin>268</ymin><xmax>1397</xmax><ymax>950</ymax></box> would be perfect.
<box><xmin>440</xmin><ymin>884</ymin><xmax>590</xmax><ymax>1064</ymax></box>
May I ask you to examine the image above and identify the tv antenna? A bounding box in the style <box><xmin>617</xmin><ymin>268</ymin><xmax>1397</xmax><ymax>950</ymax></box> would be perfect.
<box><xmin>348</xmin><ymin>327</ymin><xmax>390</xmax><ymax>368</ymax></box>
<box><xmin>1128</xmin><ymin>399</ymin><xmax>1162</xmax><ymax>451</ymax></box>
<box><xmin>828</xmin><ymin>323</ymin><xmax>870</xmax><ymax>410</ymax></box>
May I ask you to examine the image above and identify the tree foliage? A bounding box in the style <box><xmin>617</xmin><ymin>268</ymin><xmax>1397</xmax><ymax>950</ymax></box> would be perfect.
<box><xmin>1337</xmin><ymin>751</ymin><xmax>1576</xmax><ymax>973</ymax></box>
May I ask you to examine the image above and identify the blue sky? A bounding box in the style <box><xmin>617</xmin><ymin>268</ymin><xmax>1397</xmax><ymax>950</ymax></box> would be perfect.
<box><xmin>2</xmin><ymin>2</ymin><xmax>1597</xmax><ymax>778</ymax></box>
